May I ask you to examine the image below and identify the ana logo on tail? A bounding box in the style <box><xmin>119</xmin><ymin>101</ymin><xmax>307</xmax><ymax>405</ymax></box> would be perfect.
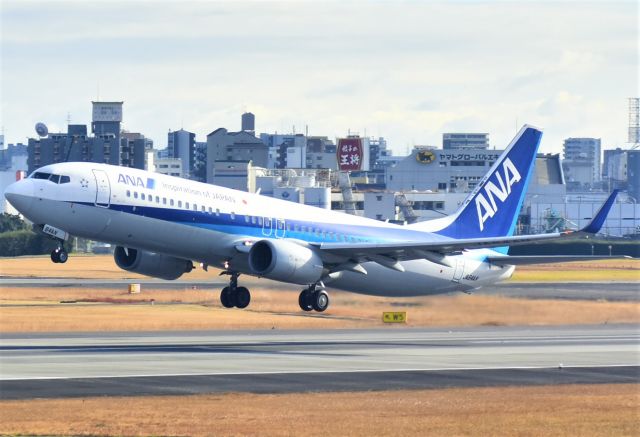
<box><xmin>475</xmin><ymin>158</ymin><xmax>521</xmax><ymax>231</ymax></box>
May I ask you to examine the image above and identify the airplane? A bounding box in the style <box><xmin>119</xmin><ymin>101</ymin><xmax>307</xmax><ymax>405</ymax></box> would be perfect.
<box><xmin>4</xmin><ymin>125</ymin><xmax>621</xmax><ymax>312</ymax></box>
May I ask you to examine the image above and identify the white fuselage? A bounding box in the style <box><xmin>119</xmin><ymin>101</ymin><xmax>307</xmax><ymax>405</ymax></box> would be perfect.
<box><xmin>6</xmin><ymin>162</ymin><xmax>514</xmax><ymax>297</ymax></box>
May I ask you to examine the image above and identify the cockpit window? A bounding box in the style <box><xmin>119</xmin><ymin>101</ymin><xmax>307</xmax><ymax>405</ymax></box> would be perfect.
<box><xmin>32</xmin><ymin>172</ymin><xmax>52</xmax><ymax>180</ymax></box>
<box><xmin>30</xmin><ymin>172</ymin><xmax>71</xmax><ymax>184</ymax></box>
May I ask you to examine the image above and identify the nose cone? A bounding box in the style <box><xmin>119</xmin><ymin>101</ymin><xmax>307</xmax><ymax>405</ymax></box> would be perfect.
<box><xmin>4</xmin><ymin>179</ymin><xmax>35</xmax><ymax>216</ymax></box>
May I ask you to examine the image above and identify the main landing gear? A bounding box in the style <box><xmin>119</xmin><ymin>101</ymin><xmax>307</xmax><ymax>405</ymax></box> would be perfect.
<box><xmin>219</xmin><ymin>271</ymin><xmax>251</xmax><ymax>309</ymax></box>
<box><xmin>50</xmin><ymin>244</ymin><xmax>68</xmax><ymax>264</ymax></box>
<box><xmin>299</xmin><ymin>284</ymin><xmax>329</xmax><ymax>313</ymax></box>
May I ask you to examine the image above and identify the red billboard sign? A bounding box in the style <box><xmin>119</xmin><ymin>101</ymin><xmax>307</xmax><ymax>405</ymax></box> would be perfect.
<box><xmin>337</xmin><ymin>138</ymin><xmax>363</xmax><ymax>171</ymax></box>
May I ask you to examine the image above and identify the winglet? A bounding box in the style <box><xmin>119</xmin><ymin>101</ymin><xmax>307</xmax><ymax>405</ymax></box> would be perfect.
<box><xmin>580</xmin><ymin>190</ymin><xmax>619</xmax><ymax>234</ymax></box>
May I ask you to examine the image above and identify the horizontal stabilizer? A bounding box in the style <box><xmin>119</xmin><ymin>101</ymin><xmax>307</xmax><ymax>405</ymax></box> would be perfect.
<box><xmin>486</xmin><ymin>255</ymin><xmax>633</xmax><ymax>266</ymax></box>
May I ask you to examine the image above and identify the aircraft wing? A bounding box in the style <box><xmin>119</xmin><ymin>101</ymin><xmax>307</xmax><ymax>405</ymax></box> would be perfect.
<box><xmin>316</xmin><ymin>190</ymin><xmax>620</xmax><ymax>270</ymax></box>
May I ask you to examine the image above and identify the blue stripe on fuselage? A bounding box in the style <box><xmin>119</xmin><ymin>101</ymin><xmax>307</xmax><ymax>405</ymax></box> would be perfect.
<box><xmin>72</xmin><ymin>201</ymin><xmax>455</xmax><ymax>245</ymax></box>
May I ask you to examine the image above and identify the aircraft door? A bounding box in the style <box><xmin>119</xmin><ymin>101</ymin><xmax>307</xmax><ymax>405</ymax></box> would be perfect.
<box><xmin>262</xmin><ymin>217</ymin><xmax>273</xmax><ymax>237</ymax></box>
<box><xmin>92</xmin><ymin>169</ymin><xmax>111</xmax><ymax>207</ymax></box>
<box><xmin>452</xmin><ymin>258</ymin><xmax>465</xmax><ymax>283</ymax></box>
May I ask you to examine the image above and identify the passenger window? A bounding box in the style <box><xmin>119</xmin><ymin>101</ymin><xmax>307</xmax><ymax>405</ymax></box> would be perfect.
<box><xmin>134</xmin><ymin>192</ymin><xmax>138</xmax><ymax>199</ymax></box>
<box><xmin>185</xmin><ymin>202</ymin><xmax>189</xmax><ymax>209</ymax></box>
<box><xmin>193</xmin><ymin>204</ymin><xmax>198</xmax><ymax>211</ymax></box>
<box><xmin>245</xmin><ymin>215</ymin><xmax>250</xmax><ymax>223</ymax></box>
<box><xmin>258</xmin><ymin>217</ymin><xmax>263</xmax><ymax>226</ymax></box>
<box><xmin>178</xmin><ymin>201</ymin><xmax>183</xmax><ymax>208</ymax></box>
<box><xmin>215</xmin><ymin>208</ymin><xmax>220</xmax><ymax>216</ymax></box>
<box><xmin>231</xmin><ymin>212</ymin><xmax>236</xmax><ymax>220</ymax></box>
<box><xmin>201</xmin><ymin>205</ymin><xmax>205</xmax><ymax>212</ymax></box>
<box><xmin>163</xmin><ymin>198</ymin><xmax>167</xmax><ymax>205</ymax></box>
<box><xmin>126</xmin><ymin>190</ymin><xmax>131</xmax><ymax>197</ymax></box>
<box><xmin>60</xmin><ymin>176</ymin><xmax>70</xmax><ymax>184</ymax></box>
<box><xmin>141</xmin><ymin>193</ymin><xmax>146</xmax><ymax>200</ymax></box>
<box><xmin>208</xmin><ymin>207</ymin><xmax>212</xmax><ymax>213</ymax></box>
<box><xmin>170</xmin><ymin>199</ymin><xmax>174</xmax><ymax>206</ymax></box>
<box><xmin>156</xmin><ymin>196</ymin><xmax>160</xmax><ymax>203</ymax></box>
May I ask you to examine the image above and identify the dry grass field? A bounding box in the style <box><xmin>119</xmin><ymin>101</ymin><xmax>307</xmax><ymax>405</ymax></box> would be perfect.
<box><xmin>1</xmin><ymin>287</ymin><xmax>639</xmax><ymax>332</ymax></box>
<box><xmin>1</xmin><ymin>255</ymin><xmax>639</xmax><ymax>331</ymax></box>
<box><xmin>1</xmin><ymin>384</ymin><xmax>638</xmax><ymax>436</ymax></box>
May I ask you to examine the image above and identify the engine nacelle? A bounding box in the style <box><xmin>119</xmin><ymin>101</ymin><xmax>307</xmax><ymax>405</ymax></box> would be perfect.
<box><xmin>114</xmin><ymin>246</ymin><xmax>193</xmax><ymax>280</ymax></box>
<box><xmin>248</xmin><ymin>239</ymin><xmax>324</xmax><ymax>285</ymax></box>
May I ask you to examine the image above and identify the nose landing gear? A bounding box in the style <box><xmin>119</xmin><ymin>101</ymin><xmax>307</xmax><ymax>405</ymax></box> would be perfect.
<box><xmin>50</xmin><ymin>245</ymin><xmax>68</xmax><ymax>264</ymax></box>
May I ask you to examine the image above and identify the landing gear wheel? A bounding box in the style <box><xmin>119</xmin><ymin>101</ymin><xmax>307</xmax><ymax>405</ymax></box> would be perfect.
<box><xmin>57</xmin><ymin>249</ymin><xmax>68</xmax><ymax>264</ymax></box>
<box><xmin>220</xmin><ymin>286</ymin><xmax>235</xmax><ymax>308</ymax></box>
<box><xmin>298</xmin><ymin>290</ymin><xmax>313</xmax><ymax>312</ymax></box>
<box><xmin>50</xmin><ymin>246</ymin><xmax>68</xmax><ymax>264</ymax></box>
<box><xmin>235</xmin><ymin>287</ymin><xmax>251</xmax><ymax>309</ymax></box>
<box><xmin>312</xmin><ymin>290</ymin><xmax>329</xmax><ymax>312</ymax></box>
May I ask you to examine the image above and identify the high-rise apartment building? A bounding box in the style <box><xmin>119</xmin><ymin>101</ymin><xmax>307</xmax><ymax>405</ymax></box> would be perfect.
<box><xmin>167</xmin><ymin>129</ymin><xmax>196</xmax><ymax>178</ymax></box>
<box><xmin>562</xmin><ymin>137</ymin><xmax>601</xmax><ymax>191</ymax></box>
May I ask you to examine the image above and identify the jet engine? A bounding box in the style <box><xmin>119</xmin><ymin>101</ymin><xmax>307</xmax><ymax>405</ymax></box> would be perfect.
<box><xmin>114</xmin><ymin>246</ymin><xmax>193</xmax><ymax>280</ymax></box>
<box><xmin>248</xmin><ymin>239</ymin><xmax>324</xmax><ymax>285</ymax></box>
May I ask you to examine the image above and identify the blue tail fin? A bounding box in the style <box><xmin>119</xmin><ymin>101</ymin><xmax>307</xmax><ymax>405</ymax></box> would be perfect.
<box><xmin>435</xmin><ymin>125</ymin><xmax>542</xmax><ymax>241</ymax></box>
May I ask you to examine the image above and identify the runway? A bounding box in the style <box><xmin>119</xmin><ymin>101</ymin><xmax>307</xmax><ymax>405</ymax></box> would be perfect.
<box><xmin>1</xmin><ymin>325</ymin><xmax>638</xmax><ymax>399</ymax></box>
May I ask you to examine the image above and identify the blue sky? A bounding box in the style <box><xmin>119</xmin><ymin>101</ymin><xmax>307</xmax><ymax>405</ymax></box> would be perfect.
<box><xmin>1</xmin><ymin>0</ymin><xmax>637</xmax><ymax>154</ymax></box>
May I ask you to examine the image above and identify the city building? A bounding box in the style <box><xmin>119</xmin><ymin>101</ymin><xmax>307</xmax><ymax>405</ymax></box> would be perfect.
<box><xmin>0</xmin><ymin>142</ymin><xmax>28</xmax><ymax>214</ymax></box>
<box><xmin>385</xmin><ymin>145</ymin><xmax>502</xmax><ymax>192</ymax></box>
<box><xmin>368</xmin><ymin>137</ymin><xmax>391</xmax><ymax>171</ymax></box>
<box><xmin>154</xmin><ymin>157</ymin><xmax>183</xmax><ymax>177</ymax></box>
<box><xmin>0</xmin><ymin>142</ymin><xmax>27</xmax><ymax>171</ymax></box>
<box><xmin>193</xmin><ymin>141</ymin><xmax>207</xmax><ymax>182</ymax></box>
<box><xmin>120</xmin><ymin>131</ymin><xmax>149</xmax><ymax>170</ymax></box>
<box><xmin>562</xmin><ymin>137</ymin><xmax>601</xmax><ymax>191</ymax></box>
<box><xmin>206</xmin><ymin>128</ymin><xmax>268</xmax><ymax>187</ymax></box>
<box><xmin>27</xmin><ymin>101</ymin><xmax>147</xmax><ymax>173</ymax></box>
<box><xmin>628</xmin><ymin>150</ymin><xmax>640</xmax><ymax>202</ymax></box>
<box><xmin>603</xmin><ymin>148</ymin><xmax>628</xmax><ymax>191</ymax></box>
<box><xmin>167</xmin><ymin>128</ymin><xmax>196</xmax><ymax>178</ymax></box>
<box><xmin>259</xmin><ymin>133</ymin><xmax>306</xmax><ymax>169</ymax></box>
<box><xmin>305</xmin><ymin>136</ymin><xmax>337</xmax><ymax>170</ymax></box>
<box><xmin>443</xmin><ymin>133</ymin><xmax>489</xmax><ymax>150</ymax></box>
